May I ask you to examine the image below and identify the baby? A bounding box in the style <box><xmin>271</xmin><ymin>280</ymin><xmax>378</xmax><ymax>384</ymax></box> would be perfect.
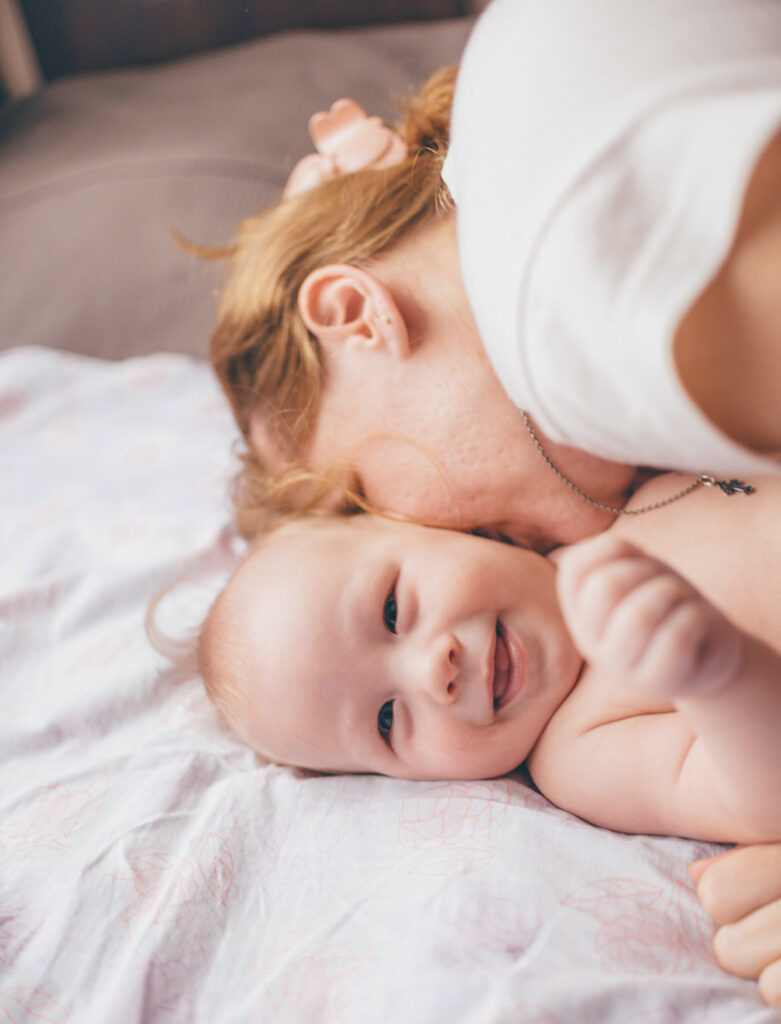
<box><xmin>199</xmin><ymin>471</ymin><xmax>781</xmax><ymax>845</ymax></box>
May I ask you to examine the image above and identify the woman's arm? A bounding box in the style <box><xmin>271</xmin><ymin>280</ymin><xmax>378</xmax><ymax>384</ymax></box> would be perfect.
<box><xmin>674</xmin><ymin>129</ymin><xmax>781</xmax><ymax>457</ymax></box>
<box><xmin>690</xmin><ymin>845</ymin><xmax>781</xmax><ymax>1009</ymax></box>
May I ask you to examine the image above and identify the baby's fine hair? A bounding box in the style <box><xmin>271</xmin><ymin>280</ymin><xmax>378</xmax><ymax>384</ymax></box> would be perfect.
<box><xmin>145</xmin><ymin>571</ymin><xmax>248</xmax><ymax>729</ymax></box>
<box><xmin>197</xmin><ymin>576</ymin><xmax>251</xmax><ymax>729</ymax></box>
<box><xmin>206</xmin><ymin>66</ymin><xmax>457</xmax><ymax>539</ymax></box>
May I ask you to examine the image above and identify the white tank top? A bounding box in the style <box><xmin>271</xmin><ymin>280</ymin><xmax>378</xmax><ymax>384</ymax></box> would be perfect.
<box><xmin>444</xmin><ymin>0</ymin><xmax>781</xmax><ymax>474</ymax></box>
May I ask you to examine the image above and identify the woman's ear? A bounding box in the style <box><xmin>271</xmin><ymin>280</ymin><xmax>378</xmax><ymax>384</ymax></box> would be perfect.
<box><xmin>298</xmin><ymin>264</ymin><xmax>410</xmax><ymax>358</ymax></box>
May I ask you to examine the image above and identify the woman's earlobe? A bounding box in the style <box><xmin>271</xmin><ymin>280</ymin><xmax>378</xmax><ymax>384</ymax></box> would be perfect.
<box><xmin>298</xmin><ymin>264</ymin><xmax>410</xmax><ymax>358</ymax></box>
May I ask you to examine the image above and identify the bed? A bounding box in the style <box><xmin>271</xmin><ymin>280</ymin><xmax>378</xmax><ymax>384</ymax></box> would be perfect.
<box><xmin>1</xmin><ymin>13</ymin><xmax>778</xmax><ymax>1023</ymax></box>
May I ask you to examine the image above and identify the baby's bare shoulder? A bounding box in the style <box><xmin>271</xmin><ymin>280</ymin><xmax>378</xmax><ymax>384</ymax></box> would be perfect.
<box><xmin>527</xmin><ymin>674</ymin><xmax>696</xmax><ymax>833</ymax></box>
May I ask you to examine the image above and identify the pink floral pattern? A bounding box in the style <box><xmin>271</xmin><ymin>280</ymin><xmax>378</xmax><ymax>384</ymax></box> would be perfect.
<box><xmin>562</xmin><ymin>877</ymin><xmax>717</xmax><ymax>975</ymax></box>
<box><xmin>0</xmin><ymin>348</ymin><xmax>763</xmax><ymax>1023</ymax></box>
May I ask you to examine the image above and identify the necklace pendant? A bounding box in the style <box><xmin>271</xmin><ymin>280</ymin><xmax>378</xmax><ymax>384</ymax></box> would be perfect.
<box><xmin>519</xmin><ymin>409</ymin><xmax>756</xmax><ymax>514</ymax></box>
<box><xmin>701</xmin><ymin>475</ymin><xmax>755</xmax><ymax>495</ymax></box>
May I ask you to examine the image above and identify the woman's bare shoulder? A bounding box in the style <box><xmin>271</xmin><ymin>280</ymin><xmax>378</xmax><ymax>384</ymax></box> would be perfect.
<box><xmin>611</xmin><ymin>472</ymin><xmax>781</xmax><ymax>637</ymax></box>
<box><xmin>620</xmin><ymin>471</ymin><xmax>780</xmax><ymax>533</ymax></box>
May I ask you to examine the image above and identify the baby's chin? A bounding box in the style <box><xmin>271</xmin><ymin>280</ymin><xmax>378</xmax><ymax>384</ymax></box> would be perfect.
<box><xmin>386</xmin><ymin>751</ymin><xmax>527</xmax><ymax>784</ymax></box>
<box><xmin>537</xmin><ymin>656</ymin><xmax>586</xmax><ymax>748</ymax></box>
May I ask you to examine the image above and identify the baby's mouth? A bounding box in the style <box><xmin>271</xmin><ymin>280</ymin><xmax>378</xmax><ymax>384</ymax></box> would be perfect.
<box><xmin>492</xmin><ymin>622</ymin><xmax>524</xmax><ymax>713</ymax></box>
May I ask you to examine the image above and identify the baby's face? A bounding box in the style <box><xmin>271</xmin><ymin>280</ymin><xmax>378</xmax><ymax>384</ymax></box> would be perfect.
<box><xmin>222</xmin><ymin>516</ymin><xmax>582</xmax><ymax>780</ymax></box>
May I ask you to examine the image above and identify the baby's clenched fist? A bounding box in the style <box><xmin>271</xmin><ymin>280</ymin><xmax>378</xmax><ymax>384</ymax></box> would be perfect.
<box><xmin>555</xmin><ymin>535</ymin><xmax>745</xmax><ymax>700</ymax></box>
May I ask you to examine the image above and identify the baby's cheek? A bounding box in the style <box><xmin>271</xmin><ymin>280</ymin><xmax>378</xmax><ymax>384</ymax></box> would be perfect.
<box><xmin>415</xmin><ymin>723</ymin><xmax>521</xmax><ymax>781</ymax></box>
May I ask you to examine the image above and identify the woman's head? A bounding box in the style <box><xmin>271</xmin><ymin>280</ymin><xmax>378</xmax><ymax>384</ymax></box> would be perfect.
<box><xmin>198</xmin><ymin>512</ymin><xmax>583</xmax><ymax>781</ymax></box>
<box><xmin>209</xmin><ymin>66</ymin><xmax>636</xmax><ymax>549</ymax></box>
<box><xmin>209</xmin><ymin>67</ymin><xmax>456</xmax><ymax>533</ymax></box>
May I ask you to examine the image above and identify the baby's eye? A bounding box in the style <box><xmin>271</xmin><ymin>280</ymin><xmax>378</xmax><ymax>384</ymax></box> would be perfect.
<box><xmin>383</xmin><ymin>585</ymin><xmax>398</xmax><ymax>635</ymax></box>
<box><xmin>378</xmin><ymin>700</ymin><xmax>394</xmax><ymax>741</ymax></box>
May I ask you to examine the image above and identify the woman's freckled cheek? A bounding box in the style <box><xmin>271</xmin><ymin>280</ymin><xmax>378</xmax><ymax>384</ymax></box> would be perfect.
<box><xmin>384</xmin><ymin>468</ymin><xmax>455</xmax><ymax>523</ymax></box>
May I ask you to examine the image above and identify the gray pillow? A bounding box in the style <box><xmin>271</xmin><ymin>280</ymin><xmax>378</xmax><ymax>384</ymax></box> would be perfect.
<box><xmin>0</xmin><ymin>19</ymin><xmax>471</xmax><ymax>359</ymax></box>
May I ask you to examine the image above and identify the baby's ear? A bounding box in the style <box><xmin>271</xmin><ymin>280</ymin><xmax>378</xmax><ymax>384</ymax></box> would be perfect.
<box><xmin>298</xmin><ymin>264</ymin><xmax>409</xmax><ymax>358</ymax></box>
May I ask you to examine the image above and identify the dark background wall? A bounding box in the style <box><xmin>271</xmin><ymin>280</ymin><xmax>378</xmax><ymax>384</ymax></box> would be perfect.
<box><xmin>18</xmin><ymin>0</ymin><xmax>470</xmax><ymax>80</ymax></box>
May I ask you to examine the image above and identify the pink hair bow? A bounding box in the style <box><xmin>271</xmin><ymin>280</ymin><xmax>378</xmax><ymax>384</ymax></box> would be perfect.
<box><xmin>284</xmin><ymin>98</ymin><xmax>407</xmax><ymax>199</ymax></box>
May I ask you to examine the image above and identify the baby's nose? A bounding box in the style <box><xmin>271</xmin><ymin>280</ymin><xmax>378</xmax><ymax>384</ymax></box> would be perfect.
<box><xmin>427</xmin><ymin>633</ymin><xmax>461</xmax><ymax>703</ymax></box>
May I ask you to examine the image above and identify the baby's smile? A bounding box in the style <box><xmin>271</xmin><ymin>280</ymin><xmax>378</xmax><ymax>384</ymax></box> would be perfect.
<box><xmin>492</xmin><ymin>622</ymin><xmax>525</xmax><ymax>713</ymax></box>
<box><xmin>220</xmin><ymin>513</ymin><xmax>582</xmax><ymax>780</ymax></box>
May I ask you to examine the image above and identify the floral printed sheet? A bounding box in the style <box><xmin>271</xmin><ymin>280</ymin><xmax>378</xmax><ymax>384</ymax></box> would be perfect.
<box><xmin>1</xmin><ymin>346</ymin><xmax>778</xmax><ymax>1024</ymax></box>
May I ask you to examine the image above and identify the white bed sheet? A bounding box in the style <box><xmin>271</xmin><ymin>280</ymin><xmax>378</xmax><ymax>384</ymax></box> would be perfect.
<box><xmin>1</xmin><ymin>346</ymin><xmax>778</xmax><ymax>1024</ymax></box>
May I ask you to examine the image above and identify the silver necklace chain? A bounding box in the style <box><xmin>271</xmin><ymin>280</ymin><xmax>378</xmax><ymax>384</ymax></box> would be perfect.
<box><xmin>521</xmin><ymin>410</ymin><xmax>754</xmax><ymax>516</ymax></box>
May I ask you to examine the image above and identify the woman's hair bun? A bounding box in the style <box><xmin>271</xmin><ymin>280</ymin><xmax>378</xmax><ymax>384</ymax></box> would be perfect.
<box><xmin>399</xmin><ymin>65</ymin><xmax>457</xmax><ymax>157</ymax></box>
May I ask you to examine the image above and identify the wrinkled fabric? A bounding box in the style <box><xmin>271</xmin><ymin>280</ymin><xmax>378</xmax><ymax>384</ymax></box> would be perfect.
<box><xmin>1</xmin><ymin>348</ymin><xmax>776</xmax><ymax>1024</ymax></box>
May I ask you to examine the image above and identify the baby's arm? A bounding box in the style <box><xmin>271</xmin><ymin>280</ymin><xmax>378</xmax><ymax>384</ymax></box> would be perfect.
<box><xmin>556</xmin><ymin>535</ymin><xmax>781</xmax><ymax>841</ymax></box>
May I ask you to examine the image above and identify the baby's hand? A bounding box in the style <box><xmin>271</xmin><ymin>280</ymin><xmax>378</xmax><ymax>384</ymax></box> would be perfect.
<box><xmin>555</xmin><ymin>535</ymin><xmax>745</xmax><ymax>700</ymax></box>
